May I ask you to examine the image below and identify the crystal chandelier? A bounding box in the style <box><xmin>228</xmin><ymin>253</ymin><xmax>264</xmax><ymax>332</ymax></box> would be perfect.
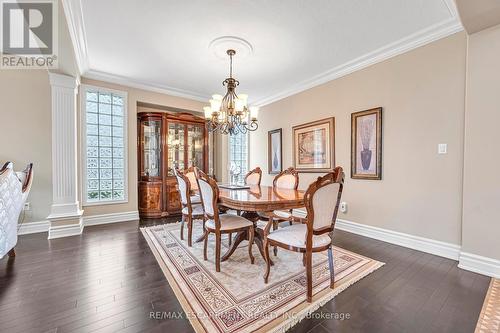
<box><xmin>204</xmin><ymin>49</ymin><xmax>259</xmax><ymax>135</ymax></box>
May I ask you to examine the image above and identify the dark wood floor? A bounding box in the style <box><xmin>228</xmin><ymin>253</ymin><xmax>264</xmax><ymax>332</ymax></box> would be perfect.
<box><xmin>0</xmin><ymin>220</ymin><xmax>490</xmax><ymax>333</ymax></box>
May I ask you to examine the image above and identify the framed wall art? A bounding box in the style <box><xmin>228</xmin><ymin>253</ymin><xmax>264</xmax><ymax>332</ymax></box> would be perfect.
<box><xmin>351</xmin><ymin>107</ymin><xmax>382</xmax><ymax>180</ymax></box>
<box><xmin>268</xmin><ymin>128</ymin><xmax>282</xmax><ymax>174</ymax></box>
<box><xmin>293</xmin><ymin>117</ymin><xmax>335</xmax><ymax>172</ymax></box>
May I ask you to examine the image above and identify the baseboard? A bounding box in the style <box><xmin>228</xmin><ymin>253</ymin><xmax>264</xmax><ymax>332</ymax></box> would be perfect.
<box><xmin>18</xmin><ymin>220</ymin><xmax>50</xmax><ymax>235</ymax></box>
<box><xmin>335</xmin><ymin>218</ymin><xmax>461</xmax><ymax>260</ymax></box>
<box><xmin>17</xmin><ymin>211</ymin><xmax>139</xmax><ymax>237</ymax></box>
<box><xmin>48</xmin><ymin>220</ymin><xmax>84</xmax><ymax>239</ymax></box>
<box><xmin>294</xmin><ymin>209</ymin><xmax>460</xmax><ymax>261</ymax></box>
<box><xmin>458</xmin><ymin>252</ymin><xmax>500</xmax><ymax>278</ymax></box>
<box><xmin>83</xmin><ymin>211</ymin><xmax>139</xmax><ymax>226</ymax></box>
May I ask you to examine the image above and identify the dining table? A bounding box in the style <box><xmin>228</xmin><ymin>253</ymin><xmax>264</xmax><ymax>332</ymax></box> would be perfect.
<box><xmin>216</xmin><ymin>184</ymin><xmax>305</xmax><ymax>264</ymax></box>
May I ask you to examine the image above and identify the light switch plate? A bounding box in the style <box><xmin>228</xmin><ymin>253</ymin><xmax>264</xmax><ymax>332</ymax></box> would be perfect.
<box><xmin>438</xmin><ymin>144</ymin><xmax>447</xmax><ymax>154</ymax></box>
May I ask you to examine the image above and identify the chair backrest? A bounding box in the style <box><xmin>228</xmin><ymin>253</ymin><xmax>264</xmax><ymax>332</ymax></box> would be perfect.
<box><xmin>273</xmin><ymin>167</ymin><xmax>299</xmax><ymax>189</ymax></box>
<box><xmin>173</xmin><ymin>167</ymin><xmax>191</xmax><ymax>208</ymax></box>
<box><xmin>244</xmin><ymin>167</ymin><xmax>262</xmax><ymax>186</ymax></box>
<box><xmin>184</xmin><ymin>166</ymin><xmax>198</xmax><ymax>191</ymax></box>
<box><xmin>194</xmin><ymin>168</ymin><xmax>219</xmax><ymax>220</ymax></box>
<box><xmin>304</xmin><ymin>167</ymin><xmax>344</xmax><ymax>237</ymax></box>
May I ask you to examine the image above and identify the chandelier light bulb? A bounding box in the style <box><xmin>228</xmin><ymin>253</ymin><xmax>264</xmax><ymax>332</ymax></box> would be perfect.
<box><xmin>203</xmin><ymin>106</ymin><xmax>212</xmax><ymax>119</ymax></box>
<box><xmin>250</xmin><ymin>106</ymin><xmax>259</xmax><ymax>120</ymax></box>
<box><xmin>235</xmin><ymin>98</ymin><xmax>245</xmax><ymax>112</ymax></box>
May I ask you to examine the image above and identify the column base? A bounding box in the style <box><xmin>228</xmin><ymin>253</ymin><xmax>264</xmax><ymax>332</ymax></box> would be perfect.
<box><xmin>47</xmin><ymin>210</ymin><xmax>84</xmax><ymax>239</ymax></box>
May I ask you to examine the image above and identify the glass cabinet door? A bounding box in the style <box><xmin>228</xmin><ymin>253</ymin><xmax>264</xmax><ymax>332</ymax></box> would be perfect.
<box><xmin>187</xmin><ymin>124</ymin><xmax>205</xmax><ymax>169</ymax></box>
<box><xmin>141</xmin><ymin>119</ymin><xmax>161</xmax><ymax>177</ymax></box>
<box><xmin>167</xmin><ymin>122</ymin><xmax>185</xmax><ymax>175</ymax></box>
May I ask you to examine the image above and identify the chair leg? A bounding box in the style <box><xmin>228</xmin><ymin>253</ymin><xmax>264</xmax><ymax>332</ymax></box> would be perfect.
<box><xmin>203</xmin><ymin>230</ymin><xmax>209</xmax><ymax>261</ymax></box>
<box><xmin>7</xmin><ymin>248</ymin><xmax>15</xmax><ymax>257</ymax></box>
<box><xmin>302</xmin><ymin>252</ymin><xmax>306</xmax><ymax>267</ymax></box>
<box><xmin>306</xmin><ymin>250</ymin><xmax>313</xmax><ymax>303</ymax></box>
<box><xmin>228</xmin><ymin>232</ymin><xmax>232</xmax><ymax>246</ymax></box>
<box><xmin>180</xmin><ymin>214</ymin><xmax>185</xmax><ymax>240</ymax></box>
<box><xmin>187</xmin><ymin>215</ymin><xmax>193</xmax><ymax>247</ymax></box>
<box><xmin>248</xmin><ymin>227</ymin><xmax>255</xmax><ymax>264</ymax></box>
<box><xmin>328</xmin><ymin>246</ymin><xmax>335</xmax><ymax>289</ymax></box>
<box><xmin>215</xmin><ymin>232</ymin><xmax>221</xmax><ymax>272</ymax></box>
<box><xmin>289</xmin><ymin>209</ymin><xmax>293</xmax><ymax>226</ymax></box>
<box><xmin>237</xmin><ymin>210</ymin><xmax>241</xmax><ymax>216</ymax></box>
<box><xmin>272</xmin><ymin>218</ymin><xmax>278</xmax><ymax>256</ymax></box>
<box><xmin>263</xmin><ymin>239</ymin><xmax>271</xmax><ymax>283</ymax></box>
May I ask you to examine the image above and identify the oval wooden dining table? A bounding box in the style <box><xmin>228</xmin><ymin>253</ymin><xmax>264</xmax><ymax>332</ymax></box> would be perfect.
<box><xmin>217</xmin><ymin>184</ymin><xmax>305</xmax><ymax>263</ymax></box>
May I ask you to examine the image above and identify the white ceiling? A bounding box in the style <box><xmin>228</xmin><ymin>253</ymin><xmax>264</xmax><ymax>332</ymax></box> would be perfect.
<box><xmin>65</xmin><ymin>0</ymin><xmax>462</xmax><ymax>106</ymax></box>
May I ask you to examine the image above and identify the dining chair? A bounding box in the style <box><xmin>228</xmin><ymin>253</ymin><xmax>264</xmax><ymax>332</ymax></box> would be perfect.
<box><xmin>174</xmin><ymin>168</ymin><xmax>205</xmax><ymax>247</ymax></box>
<box><xmin>195</xmin><ymin>168</ymin><xmax>255</xmax><ymax>272</ymax></box>
<box><xmin>235</xmin><ymin>166</ymin><xmax>263</xmax><ymax>219</ymax></box>
<box><xmin>183</xmin><ymin>166</ymin><xmax>201</xmax><ymax>204</ymax></box>
<box><xmin>259</xmin><ymin>167</ymin><xmax>300</xmax><ymax>255</ymax></box>
<box><xmin>244</xmin><ymin>166</ymin><xmax>262</xmax><ymax>186</ymax></box>
<box><xmin>262</xmin><ymin>166</ymin><xmax>344</xmax><ymax>302</ymax></box>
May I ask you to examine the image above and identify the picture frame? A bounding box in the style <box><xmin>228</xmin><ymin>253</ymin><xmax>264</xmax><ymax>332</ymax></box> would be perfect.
<box><xmin>268</xmin><ymin>128</ymin><xmax>283</xmax><ymax>174</ymax></box>
<box><xmin>351</xmin><ymin>107</ymin><xmax>383</xmax><ymax>180</ymax></box>
<box><xmin>293</xmin><ymin>117</ymin><xmax>335</xmax><ymax>172</ymax></box>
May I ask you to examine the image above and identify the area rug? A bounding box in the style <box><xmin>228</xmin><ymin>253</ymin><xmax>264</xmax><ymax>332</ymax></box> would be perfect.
<box><xmin>476</xmin><ymin>278</ymin><xmax>500</xmax><ymax>333</ymax></box>
<box><xmin>141</xmin><ymin>221</ymin><xmax>384</xmax><ymax>333</ymax></box>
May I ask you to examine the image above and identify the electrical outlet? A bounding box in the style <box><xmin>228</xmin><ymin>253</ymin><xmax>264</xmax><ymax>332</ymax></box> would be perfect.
<box><xmin>340</xmin><ymin>202</ymin><xmax>347</xmax><ymax>213</ymax></box>
<box><xmin>438</xmin><ymin>143</ymin><xmax>447</xmax><ymax>154</ymax></box>
<box><xmin>23</xmin><ymin>202</ymin><xmax>30</xmax><ymax>211</ymax></box>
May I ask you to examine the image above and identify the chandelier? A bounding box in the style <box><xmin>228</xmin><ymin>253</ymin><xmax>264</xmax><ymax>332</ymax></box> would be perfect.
<box><xmin>204</xmin><ymin>49</ymin><xmax>258</xmax><ymax>135</ymax></box>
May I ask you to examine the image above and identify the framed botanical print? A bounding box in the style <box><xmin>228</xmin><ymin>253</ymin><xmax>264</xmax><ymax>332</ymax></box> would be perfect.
<box><xmin>268</xmin><ymin>128</ymin><xmax>282</xmax><ymax>174</ymax></box>
<box><xmin>293</xmin><ymin>117</ymin><xmax>335</xmax><ymax>172</ymax></box>
<box><xmin>351</xmin><ymin>107</ymin><xmax>382</xmax><ymax>179</ymax></box>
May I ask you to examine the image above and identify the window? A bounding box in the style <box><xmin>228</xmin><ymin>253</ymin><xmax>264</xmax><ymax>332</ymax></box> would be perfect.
<box><xmin>229</xmin><ymin>131</ymin><xmax>249</xmax><ymax>184</ymax></box>
<box><xmin>82</xmin><ymin>85</ymin><xmax>127</xmax><ymax>205</ymax></box>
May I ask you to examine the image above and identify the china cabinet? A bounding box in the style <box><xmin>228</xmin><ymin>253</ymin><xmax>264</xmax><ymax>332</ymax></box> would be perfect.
<box><xmin>138</xmin><ymin>111</ymin><xmax>208</xmax><ymax>218</ymax></box>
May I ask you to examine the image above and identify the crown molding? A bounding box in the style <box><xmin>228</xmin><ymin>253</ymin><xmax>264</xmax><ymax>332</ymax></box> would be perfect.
<box><xmin>63</xmin><ymin>0</ymin><xmax>463</xmax><ymax>106</ymax></box>
<box><xmin>62</xmin><ymin>0</ymin><xmax>89</xmax><ymax>74</ymax></box>
<box><xmin>254</xmin><ymin>17</ymin><xmax>463</xmax><ymax>106</ymax></box>
<box><xmin>83</xmin><ymin>70</ymin><xmax>208</xmax><ymax>102</ymax></box>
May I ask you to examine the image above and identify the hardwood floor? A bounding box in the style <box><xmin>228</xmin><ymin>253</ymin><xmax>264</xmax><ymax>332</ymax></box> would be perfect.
<box><xmin>0</xmin><ymin>220</ymin><xmax>490</xmax><ymax>333</ymax></box>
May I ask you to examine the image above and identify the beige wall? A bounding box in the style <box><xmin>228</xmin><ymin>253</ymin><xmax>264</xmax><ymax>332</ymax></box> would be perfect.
<box><xmin>79</xmin><ymin>78</ymin><xmax>205</xmax><ymax>217</ymax></box>
<box><xmin>0</xmin><ymin>70</ymin><xmax>52</xmax><ymax>223</ymax></box>
<box><xmin>462</xmin><ymin>24</ymin><xmax>500</xmax><ymax>260</ymax></box>
<box><xmin>250</xmin><ymin>32</ymin><xmax>467</xmax><ymax>245</ymax></box>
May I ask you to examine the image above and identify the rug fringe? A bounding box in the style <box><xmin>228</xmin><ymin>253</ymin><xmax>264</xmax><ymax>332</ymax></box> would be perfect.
<box><xmin>268</xmin><ymin>261</ymin><xmax>385</xmax><ymax>333</ymax></box>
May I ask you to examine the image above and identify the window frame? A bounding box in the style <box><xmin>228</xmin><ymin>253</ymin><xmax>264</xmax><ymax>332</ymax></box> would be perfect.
<box><xmin>80</xmin><ymin>84</ymin><xmax>129</xmax><ymax>206</ymax></box>
<box><xmin>228</xmin><ymin>130</ymin><xmax>250</xmax><ymax>184</ymax></box>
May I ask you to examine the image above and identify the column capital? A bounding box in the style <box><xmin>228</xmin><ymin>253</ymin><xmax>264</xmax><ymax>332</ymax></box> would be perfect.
<box><xmin>49</xmin><ymin>72</ymin><xmax>79</xmax><ymax>90</ymax></box>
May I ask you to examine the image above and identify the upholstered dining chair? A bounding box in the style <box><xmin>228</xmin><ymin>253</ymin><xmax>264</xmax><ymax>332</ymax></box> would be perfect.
<box><xmin>183</xmin><ymin>166</ymin><xmax>201</xmax><ymax>204</ymax></box>
<box><xmin>174</xmin><ymin>168</ymin><xmax>205</xmax><ymax>247</ymax></box>
<box><xmin>235</xmin><ymin>166</ymin><xmax>263</xmax><ymax>220</ymax></box>
<box><xmin>195</xmin><ymin>168</ymin><xmax>255</xmax><ymax>272</ymax></box>
<box><xmin>259</xmin><ymin>167</ymin><xmax>300</xmax><ymax>255</ymax></box>
<box><xmin>244</xmin><ymin>167</ymin><xmax>262</xmax><ymax>186</ymax></box>
<box><xmin>262</xmin><ymin>167</ymin><xmax>344</xmax><ymax>303</ymax></box>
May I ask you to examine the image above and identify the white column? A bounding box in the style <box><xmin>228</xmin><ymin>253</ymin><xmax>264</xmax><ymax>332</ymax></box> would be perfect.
<box><xmin>47</xmin><ymin>73</ymin><xmax>83</xmax><ymax>238</ymax></box>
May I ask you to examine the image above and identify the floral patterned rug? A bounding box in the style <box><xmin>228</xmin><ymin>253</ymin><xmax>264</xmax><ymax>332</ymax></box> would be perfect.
<box><xmin>141</xmin><ymin>222</ymin><xmax>384</xmax><ymax>333</ymax></box>
<box><xmin>476</xmin><ymin>278</ymin><xmax>500</xmax><ymax>333</ymax></box>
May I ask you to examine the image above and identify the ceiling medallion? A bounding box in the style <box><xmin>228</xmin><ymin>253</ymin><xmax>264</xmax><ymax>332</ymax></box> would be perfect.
<box><xmin>204</xmin><ymin>48</ymin><xmax>258</xmax><ymax>135</ymax></box>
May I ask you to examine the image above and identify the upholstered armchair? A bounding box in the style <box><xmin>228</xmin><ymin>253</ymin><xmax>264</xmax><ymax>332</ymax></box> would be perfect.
<box><xmin>262</xmin><ymin>167</ymin><xmax>344</xmax><ymax>302</ymax></box>
<box><xmin>0</xmin><ymin>162</ymin><xmax>33</xmax><ymax>259</ymax></box>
